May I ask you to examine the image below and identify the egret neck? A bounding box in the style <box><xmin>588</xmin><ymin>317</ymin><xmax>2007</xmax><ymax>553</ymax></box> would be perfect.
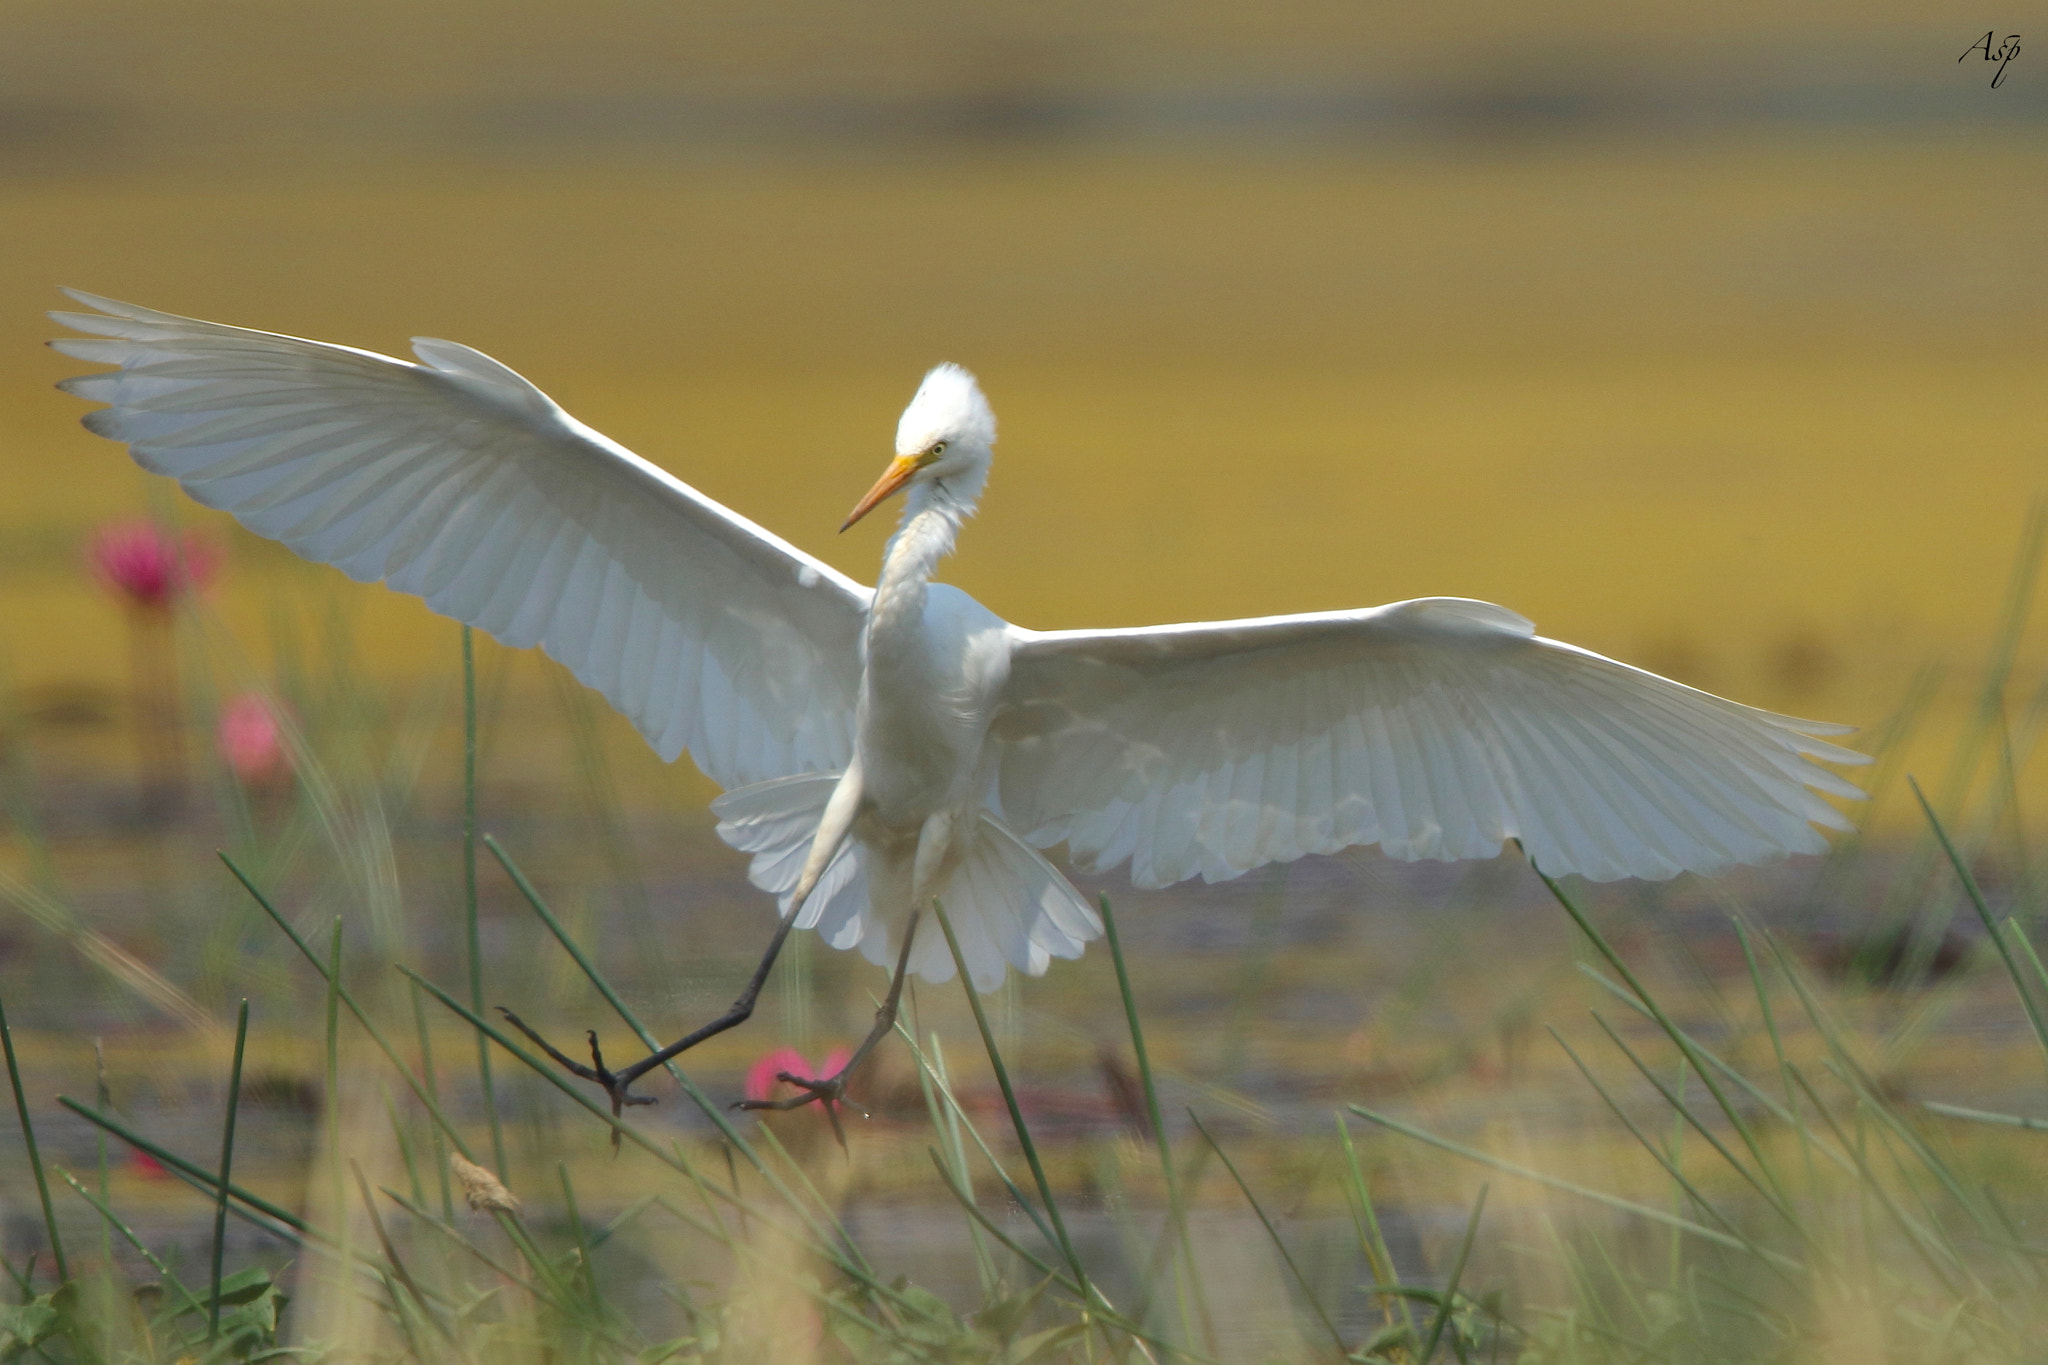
<box><xmin>857</xmin><ymin>470</ymin><xmax>994</xmax><ymax>841</ymax></box>
<box><xmin>870</xmin><ymin>476</ymin><xmax>973</xmax><ymax>643</ymax></box>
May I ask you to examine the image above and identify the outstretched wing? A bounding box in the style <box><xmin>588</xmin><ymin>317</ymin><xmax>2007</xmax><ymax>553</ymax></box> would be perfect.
<box><xmin>54</xmin><ymin>290</ymin><xmax>868</xmax><ymax>789</ymax></box>
<box><xmin>993</xmin><ymin>597</ymin><xmax>1867</xmax><ymax>886</ymax></box>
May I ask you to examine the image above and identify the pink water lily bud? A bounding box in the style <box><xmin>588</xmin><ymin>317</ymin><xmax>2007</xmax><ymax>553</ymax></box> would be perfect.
<box><xmin>87</xmin><ymin>520</ymin><xmax>220</xmax><ymax>609</ymax></box>
<box><xmin>217</xmin><ymin>692</ymin><xmax>291</xmax><ymax>786</ymax></box>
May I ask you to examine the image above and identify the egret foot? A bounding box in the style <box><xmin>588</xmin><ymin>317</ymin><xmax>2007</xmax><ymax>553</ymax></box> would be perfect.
<box><xmin>735</xmin><ymin>1066</ymin><xmax>868</xmax><ymax>1118</ymax></box>
<box><xmin>500</xmin><ymin>912</ymin><xmax>801</xmax><ymax>1143</ymax></box>
<box><xmin>737</xmin><ymin>1064</ymin><xmax>865</xmax><ymax>1150</ymax></box>
<box><xmin>732</xmin><ymin>909</ymin><xmax>922</xmax><ymax>1150</ymax></box>
<box><xmin>497</xmin><ymin>1014</ymin><xmax>663</xmax><ymax>1118</ymax></box>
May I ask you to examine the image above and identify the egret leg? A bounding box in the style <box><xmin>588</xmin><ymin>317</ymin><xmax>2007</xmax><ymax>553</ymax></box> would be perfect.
<box><xmin>499</xmin><ymin>910</ymin><xmax>801</xmax><ymax>1121</ymax></box>
<box><xmin>501</xmin><ymin>776</ymin><xmax>863</xmax><ymax>1128</ymax></box>
<box><xmin>736</xmin><ymin>909</ymin><xmax>922</xmax><ymax>1139</ymax></box>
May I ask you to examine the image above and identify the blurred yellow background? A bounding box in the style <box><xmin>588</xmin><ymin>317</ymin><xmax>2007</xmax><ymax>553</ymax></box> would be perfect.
<box><xmin>3</xmin><ymin>0</ymin><xmax>2044</xmax><ymax>819</ymax></box>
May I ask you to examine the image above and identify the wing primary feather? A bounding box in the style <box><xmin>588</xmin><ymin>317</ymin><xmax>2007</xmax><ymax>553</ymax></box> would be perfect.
<box><xmin>54</xmin><ymin>292</ymin><xmax>870</xmax><ymax>792</ymax></box>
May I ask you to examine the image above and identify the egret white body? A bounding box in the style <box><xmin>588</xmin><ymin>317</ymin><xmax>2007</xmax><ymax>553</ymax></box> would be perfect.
<box><xmin>54</xmin><ymin>292</ymin><xmax>1869</xmax><ymax>1000</ymax></box>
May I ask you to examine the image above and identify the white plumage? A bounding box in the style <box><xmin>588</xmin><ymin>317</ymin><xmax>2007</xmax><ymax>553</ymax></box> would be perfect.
<box><xmin>54</xmin><ymin>291</ymin><xmax>1868</xmax><ymax>996</ymax></box>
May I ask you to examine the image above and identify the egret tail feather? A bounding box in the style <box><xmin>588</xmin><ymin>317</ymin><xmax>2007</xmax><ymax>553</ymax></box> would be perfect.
<box><xmin>714</xmin><ymin>775</ymin><xmax>1100</xmax><ymax>992</ymax></box>
<box><xmin>909</xmin><ymin>814</ymin><xmax>1103</xmax><ymax>992</ymax></box>
<box><xmin>713</xmin><ymin>772</ymin><xmax>840</xmax><ymax>907</ymax></box>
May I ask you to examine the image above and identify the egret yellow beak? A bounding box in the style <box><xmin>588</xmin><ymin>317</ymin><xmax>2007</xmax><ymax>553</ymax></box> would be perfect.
<box><xmin>840</xmin><ymin>452</ymin><xmax>928</xmax><ymax>532</ymax></box>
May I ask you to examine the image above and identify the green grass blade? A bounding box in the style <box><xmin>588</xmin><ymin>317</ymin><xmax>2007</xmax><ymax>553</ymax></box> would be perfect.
<box><xmin>1189</xmin><ymin>1109</ymin><xmax>1346</xmax><ymax>1355</ymax></box>
<box><xmin>894</xmin><ymin>1020</ymin><xmax>1066</xmax><ymax>1259</ymax></box>
<box><xmin>399</xmin><ymin>970</ymin><xmax>682</xmax><ymax>1164</ymax></box>
<box><xmin>1100</xmin><ymin>896</ymin><xmax>1173</xmax><ymax>1170</ymax></box>
<box><xmin>1912</xmin><ymin>776</ymin><xmax>2048</xmax><ymax>1073</ymax></box>
<box><xmin>929</xmin><ymin>903</ymin><xmax>1170</xmax><ymax>1359</ymax></box>
<box><xmin>559</xmin><ymin>1162</ymin><xmax>604</xmax><ymax>1316</ymax></box>
<box><xmin>589</xmin><ymin>1192</ymin><xmax>660</xmax><ymax>1250</ymax></box>
<box><xmin>400</xmin><ymin>964</ymin><xmax>899</xmax><ymax>1310</ymax></box>
<box><xmin>380</xmin><ymin>1184</ymin><xmax>587</xmax><ymax>1323</ymax></box>
<box><xmin>929</xmin><ymin>901</ymin><xmax>1089</xmax><ymax>1297</ymax></box>
<box><xmin>0</xmin><ymin>984</ymin><xmax>65</xmax><ymax>1283</ymax></box>
<box><xmin>746</xmin><ymin>1121</ymin><xmax>880</xmax><ymax>1283</ymax></box>
<box><xmin>1734</xmin><ymin>918</ymin><xmax>1829</xmax><ymax>1197</ymax></box>
<box><xmin>1546</xmin><ymin>1025</ymin><xmax>1744</xmax><ymax>1242</ymax></box>
<box><xmin>353</xmin><ymin>1159</ymin><xmax>455</xmax><ymax>1346</ymax></box>
<box><xmin>462</xmin><ymin>626</ymin><xmax>508</xmax><ymax>1179</ymax></box>
<box><xmin>2008</xmin><ymin>919</ymin><xmax>2048</xmax><ymax>1016</ymax></box>
<box><xmin>1418</xmin><ymin>1183</ymin><xmax>1486</xmax><ymax>1365</ymax></box>
<box><xmin>1923</xmin><ymin>1099</ymin><xmax>2048</xmax><ymax>1131</ymax></box>
<box><xmin>323</xmin><ymin>915</ymin><xmax>345</xmax><ymax>1245</ymax></box>
<box><xmin>408</xmin><ymin>976</ymin><xmax>456</xmax><ymax>1220</ymax></box>
<box><xmin>1939</xmin><ymin>497</ymin><xmax>2048</xmax><ymax>811</ymax></box>
<box><xmin>207</xmin><ymin>997</ymin><xmax>250</xmax><ymax>1340</ymax></box>
<box><xmin>56</xmin><ymin>1093</ymin><xmax>453</xmax><ymax>1325</ymax></box>
<box><xmin>918</xmin><ymin>1149</ymin><xmax>1219</xmax><ymax>1365</ymax></box>
<box><xmin>1585</xmin><ymin>1012</ymin><xmax>1800</xmax><ymax>1235</ymax></box>
<box><xmin>91</xmin><ymin>1041</ymin><xmax>110</xmax><ymax>1276</ymax></box>
<box><xmin>907</xmin><ymin>1030</ymin><xmax>998</xmax><ymax>1292</ymax></box>
<box><xmin>1350</xmin><ymin>1107</ymin><xmax>1800</xmax><ymax>1271</ymax></box>
<box><xmin>1337</xmin><ymin>1116</ymin><xmax>1414</xmax><ymax>1336</ymax></box>
<box><xmin>52</xmin><ymin>1167</ymin><xmax>205</xmax><ymax>1316</ymax></box>
<box><xmin>519</xmin><ymin>1034</ymin><xmax>861</xmax><ymax>1287</ymax></box>
<box><xmin>481</xmin><ymin>834</ymin><xmax>781</xmax><ymax>1171</ymax></box>
<box><xmin>1574</xmin><ymin>959</ymin><xmax>1835</xmax><ymax>1157</ymax></box>
<box><xmin>223</xmin><ymin>854</ymin><xmax>482</xmax><ymax>1161</ymax></box>
<box><xmin>383</xmin><ymin>1084</ymin><xmax>427</xmax><ymax>1209</ymax></box>
<box><xmin>651</xmin><ymin>1192</ymin><xmax>1006</xmax><ymax>1360</ymax></box>
<box><xmin>1100</xmin><ymin>892</ymin><xmax>1212</xmax><ymax>1352</ymax></box>
<box><xmin>59</xmin><ymin>1094</ymin><xmax>306</xmax><ymax>1228</ymax></box>
<box><xmin>1785</xmin><ymin>1064</ymin><xmax>1968</xmax><ymax>1295</ymax></box>
<box><xmin>923</xmin><ymin>1147</ymin><xmax>1069</xmax><ymax>1289</ymax></box>
<box><xmin>1535</xmin><ymin>866</ymin><xmax>1798</xmax><ymax>1211</ymax></box>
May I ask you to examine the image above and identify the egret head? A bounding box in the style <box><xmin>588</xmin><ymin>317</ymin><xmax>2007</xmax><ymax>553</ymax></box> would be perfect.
<box><xmin>842</xmin><ymin>364</ymin><xmax>996</xmax><ymax>531</ymax></box>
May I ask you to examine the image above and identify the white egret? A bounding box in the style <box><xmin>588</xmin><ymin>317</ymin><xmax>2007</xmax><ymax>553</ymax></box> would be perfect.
<box><xmin>53</xmin><ymin>291</ymin><xmax>1868</xmax><ymax>1113</ymax></box>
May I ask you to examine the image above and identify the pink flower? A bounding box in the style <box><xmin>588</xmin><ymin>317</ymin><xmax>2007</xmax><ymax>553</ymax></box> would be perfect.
<box><xmin>87</xmin><ymin>520</ymin><xmax>220</xmax><ymax>609</ymax></box>
<box><xmin>744</xmin><ymin>1045</ymin><xmax>852</xmax><ymax>1108</ymax></box>
<box><xmin>128</xmin><ymin>1149</ymin><xmax>170</xmax><ymax>1182</ymax></box>
<box><xmin>217</xmin><ymin>693</ymin><xmax>291</xmax><ymax>786</ymax></box>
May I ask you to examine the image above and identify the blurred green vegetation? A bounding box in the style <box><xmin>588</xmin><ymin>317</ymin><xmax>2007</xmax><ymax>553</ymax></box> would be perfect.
<box><xmin>2</xmin><ymin>570</ymin><xmax>2048</xmax><ymax>1360</ymax></box>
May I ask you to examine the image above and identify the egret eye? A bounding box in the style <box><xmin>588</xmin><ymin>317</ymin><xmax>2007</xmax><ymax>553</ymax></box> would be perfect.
<box><xmin>928</xmin><ymin>442</ymin><xmax>947</xmax><ymax>458</ymax></box>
